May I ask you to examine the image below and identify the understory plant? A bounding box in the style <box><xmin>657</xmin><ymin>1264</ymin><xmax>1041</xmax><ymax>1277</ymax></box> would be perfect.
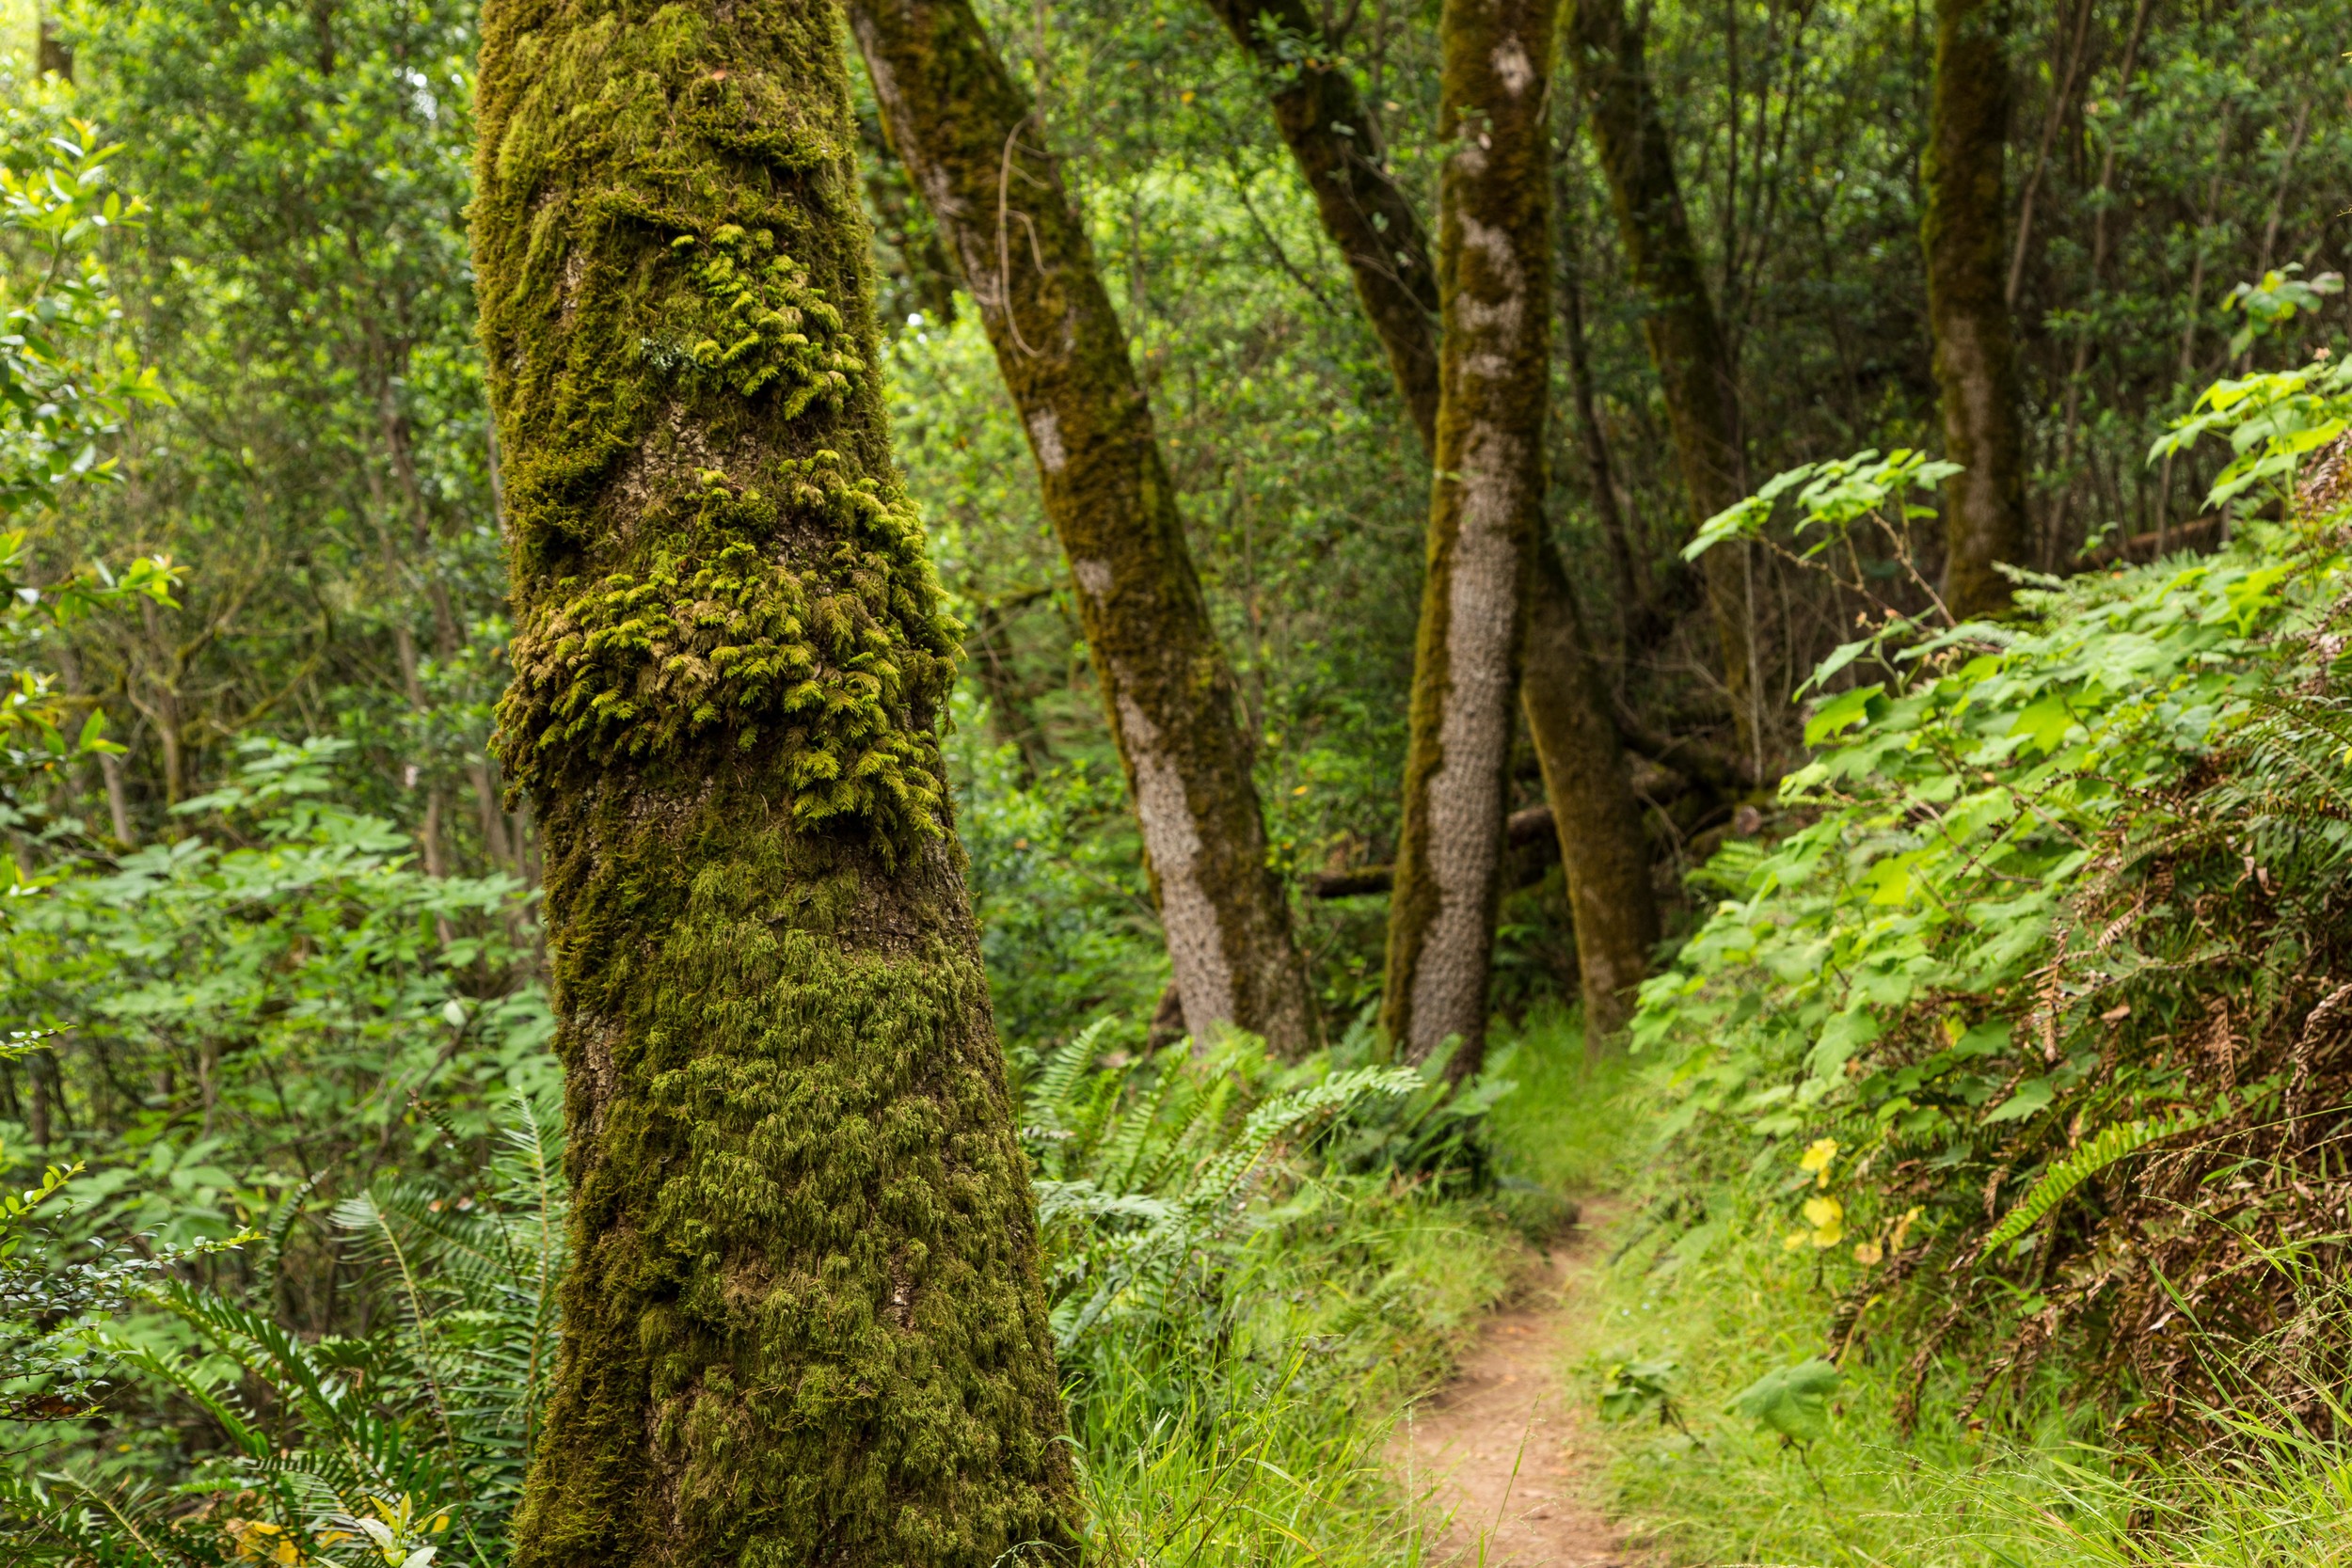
<box><xmin>1636</xmin><ymin>359</ymin><xmax>2352</xmax><ymax>1443</ymax></box>
<box><xmin>2</xmin><ymin>1093</ymin><xmax>564</xmax><ymax>1567</ymax></box>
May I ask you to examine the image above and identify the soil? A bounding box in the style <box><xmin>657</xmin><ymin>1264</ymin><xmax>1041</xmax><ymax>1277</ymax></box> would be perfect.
<box><xmin>1395</xmin><ymin>1203</ymin><xmax>1636</xmax><ymax>1568</ymax></box>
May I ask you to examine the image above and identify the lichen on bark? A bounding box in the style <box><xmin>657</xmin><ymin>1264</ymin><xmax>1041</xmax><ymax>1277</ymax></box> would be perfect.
<box><xmin>1378</xmin><ymin>0</ymin><xmax>1560</xmax><ymax>1074</ymax></box>
<box><xmin>471</xmin><ymin>1</ymin><xmax>1077</xmax><ymax>1562</ymax></box>
<box><xmin>848</xmin><ymin>0</ymin><xmax>1312</xmax><ymax>1053</ymax></box>
<box><xmin>1923</xmin><ymin>0</ymin><xmax>2029</xmax><ymax>619</ymax></box>
<box><xmin>1206</xmin><ymin>0</ymin><xmax>1660</xmax><ymax>1042</ymax></box>
<box><xmin>1204</xmin><ymin>0</ymin><xmax>1665</xmax><ymax>1043</ymax></box>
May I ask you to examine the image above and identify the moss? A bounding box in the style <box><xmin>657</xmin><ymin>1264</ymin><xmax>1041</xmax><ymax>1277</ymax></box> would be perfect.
<box><xmin>850</xmin><ymin>0</ymin><xmax>1312</xmax><ymax>1053</ymax></box>
<box><xmin>1378</xmin><ymin>0</ymin><xmax>1560</xmax><ymax>1077</ymax></box>
<box><xmin>471</xmin><ymin>0</ymin><xmax>1077</xmax><ymax>1562</ymax></box>
<box><xmin>501</xmin><ymin>463</ymin><xmax>956</xmax><ymax>848</ymax></box>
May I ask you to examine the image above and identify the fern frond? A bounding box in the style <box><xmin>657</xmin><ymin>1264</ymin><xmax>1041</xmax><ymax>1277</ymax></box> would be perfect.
<box><xmin>1025</xmin><ymin>1015</ymin><xmax>1118</xmax><ymax>1131</ymax></box>
<box><xmin>1983</xmin><ymin>1101</ymin><xmax>2228</xmax><ymax>1253</ymax></box>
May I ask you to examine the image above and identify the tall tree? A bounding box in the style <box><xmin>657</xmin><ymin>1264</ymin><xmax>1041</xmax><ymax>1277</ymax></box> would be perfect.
<box><xmin>1923</xmin><ymin>0</ymin><xmax>2030</xmax><ymax>617</ymax></box>
<box><xmin>470</xmin><ymin>1</ymin><xmax>1077</xmax><ymax>1562</ymax></box>
<box><xmin>1197</xmin><ymin>0</ymin><xmax>1443</xmax><ymax>440</ymax></box>
<box><xmin>848</xmin><ymin>0</ymin><xmax>1314</xmax><ymax>1053</ymax></box>
<box><xmin>1562</xmin><ymin>0</ymin><xmax>1763</xmax><ymax>768</ymax></box>
<box><xmin>1379</xmin><ymin>0</ymin><xmax>1561</xmax><ymax>1071</ymax></box>
<box><xmin>1205</xmin><ymin>0</ymin><xmax>1659</xmax><ymax>1036</ymax></box>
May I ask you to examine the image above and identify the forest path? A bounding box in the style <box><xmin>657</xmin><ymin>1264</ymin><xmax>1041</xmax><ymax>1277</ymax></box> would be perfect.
<box><xmin>1395</xmin><ymin>1200</ymin><xmax>1637</xmax><ymax>1567</ymax></box>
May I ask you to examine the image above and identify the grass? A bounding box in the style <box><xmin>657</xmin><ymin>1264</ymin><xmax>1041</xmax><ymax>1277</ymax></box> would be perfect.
<box><xmin>1063</xmin><ymin>1026</ymin><xmax>1566</xmax><ymax>1566</ymax></box>
<box><xmin>1053</xmin><ymin>1005</ymin><xmax>2352</xmax><ymax>1567</ymax></box>
<box><xmin>1528</xmin><ymin>1042</ymin><xmax>2352</xmax><ymax>1568</ymax></box>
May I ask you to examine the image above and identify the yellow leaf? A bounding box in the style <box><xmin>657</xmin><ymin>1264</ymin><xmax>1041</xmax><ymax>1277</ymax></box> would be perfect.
<box><xmin>1803</xmin><ymin>1195</ymin><xmax>1844</xmax><ymax>1247</ymax></box>
<box><xmin>1782</xmin><ymin>1228</ymin><xmax>1809</xmax><ymax>1251</ymax></box>
<box><xmin>1852</xmin><ymin>1240</ymin><xmax>1883</xmax><ymax>1266</ymax></box>
<box><xmin>1799</xmin><ymin>1138</ymin><xmax>1839</xmax><ymax>1186</ymax></box>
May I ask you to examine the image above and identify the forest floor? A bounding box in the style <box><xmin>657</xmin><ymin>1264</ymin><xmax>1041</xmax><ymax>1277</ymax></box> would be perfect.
<box><xmin>1398</xmin><ymin>1197</ymin><xmax>1638</xmax><ymax>1568</ymax></box>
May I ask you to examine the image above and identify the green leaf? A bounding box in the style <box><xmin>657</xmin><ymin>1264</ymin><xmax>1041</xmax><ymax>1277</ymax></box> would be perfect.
<box><xmin>1804</xmin><ymin>684</ymin><xmax>1883</xmax><ymax>746</ymax></box>
<box><xmin>1730</xmin><ymin>1357</ymin><xmax>1839</xmax><ymax>1444</ymax></box>
<box><xmin>1597</xmin><ymin>1357</ymin><xmax>1680</xmax><ymax>1421</ymax></box>
<box><xmin>1982</xmin><ymin>1076</ymin><xmax>2054</xmax><ymax>1125</ymax></box>
<box><xmin>2009</xmin><ymin>694</ymin><xmax>2076</xmax><ymax>755</ymax></box>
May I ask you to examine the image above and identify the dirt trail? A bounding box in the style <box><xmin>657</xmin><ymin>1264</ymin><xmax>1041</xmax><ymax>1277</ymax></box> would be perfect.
<box><xmin>1396</xmin><ymin>1204</ymin><xmax>1633</xmax><ymax>1568</ymax></box>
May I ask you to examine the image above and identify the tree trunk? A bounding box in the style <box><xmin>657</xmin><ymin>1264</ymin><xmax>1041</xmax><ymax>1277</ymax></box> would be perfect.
<box><xmin>1208</xmin><ymin>0</ymin><xmax>1660</xmax><ymax>1039</ymax></box>
<box><xmin>1379</xmin><ymin>0</ymin><xmax>1559</xmax><ymax>1076</ymax></box>
<box><xmin>1520</xmin><ymin>537</ymin><xmax>1658</xmax><ymax>1040</ymax></box>
<box><xmin>1923</xmin><ymin>0</ymin><xmax>2029</xmax><ymax>619</ymax></box>
<box><xmin>1198</xmin><ymin>0</ymin><xmax>1443</xmax><ymax>440</ymax></box>
<box><xmin>849</xmin><ymin>0</ymin><xmax>1313</xmax><ymax>1053</ymax></box>
<box><xmin>1554</xmin><ymin>157</ymin><xmax>1649</xmax><ymax>640</ymax></box>
<box><xmin>471</xmin><ymin>2</ymin><xmax>1077</xmax><ymax>1562</ymax></box>
<box><xmin>1562</xmin><ymin>0</ymin><xmax>1762</xmax><ymax>765</ymax></box>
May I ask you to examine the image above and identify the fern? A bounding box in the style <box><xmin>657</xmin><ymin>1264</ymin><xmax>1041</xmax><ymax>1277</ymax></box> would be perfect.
<box><xmin>1027</xmin><ymin>1026</ymin><xmax>1423</xmax><ymax>1355</ymax></box>
<box><xmin>1983</xmin><ymin>1099</ymin><xmax>2235</xmax><ymax>1253</ymax></box>
<box><xmin>1023</xmin><ymin>1015</ymin><xmax>1117</xmax><ymax>1136</ymax></box>
<box><xmin>6</xmin><ymin>1093</ymin><xmax>565</xmax><ymax>1567</ymax></box>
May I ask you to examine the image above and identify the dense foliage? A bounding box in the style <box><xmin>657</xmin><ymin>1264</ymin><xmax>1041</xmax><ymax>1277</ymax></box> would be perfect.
<box><xmin>0</xmin><ymin>0</ymin><xmax>2346</xmax><ymax>1559</ymax></box>
<box><xmin>1635</xmin><ymin>373</ymin><xmax>2352</xmax><ymax>1439</ymax></box>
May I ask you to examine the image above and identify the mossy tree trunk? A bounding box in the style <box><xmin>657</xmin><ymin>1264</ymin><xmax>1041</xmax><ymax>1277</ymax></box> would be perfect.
<box><xmin>1520</xmin><ymin>539</ymin><xmax>1658</xmax><ymax>1038</ymax></box>
<box><xmin>1923</xmin><ymin>0</ymin><xmax>2029</xmax><ymax>618</ymax></box>
<box><xmin>849</xmin><ymin>0</ymin><xmax>1312</xmax><ymax>1053</ymax></box>
<box><xmin>1208</xmin><ymin>0</ymin><xmax>1658</xmax><ymax>1038</ymax></box>
<box><xmin>470</xmin><ymin>3</ymin><xmax>1077</xmax><ymax>1563</ymax></box>
<box><xmin>1378</xmin><ymin>0</ymin><xmax>1560</xmax><ymax>1074</ymax></box>
<box><xmin>1563</xmin><ymin>0</ymin><xmax>1762</xmax><ymax>767</ymax></box>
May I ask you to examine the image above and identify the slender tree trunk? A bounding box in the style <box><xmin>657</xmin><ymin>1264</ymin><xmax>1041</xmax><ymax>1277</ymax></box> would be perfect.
<box><xmin>135</xmin><ymin>597</ymin><xmax>185</xmax><ymax>805</ymax></box>
<box><xmin>379</xmin><ymin>383</ymin><xmax>518</xmax><ymax>873</ymax></box>
<box><xmin>1207</xmin><ymin>0</ymin><xmax>1660</xmax><ymax>1039</ymax></box>
<box><xmin>51</xmin><ymin>641</ymin><xmax>135</xmax><ymax>845</ymax></box>
<box><xmin>1521</xmin><ymin>539</ymin><xmax>1658</xmax><ymax>1039</ymax></box>
<box><xmin>1563</xmin><ymin>0</ymin><xmax>1762</xmax><ymax>764</ymax></box>
<box><xmin>2048</xmin><ymin>0</ymin><xmax>2152</xmax><ymax>563</ymax></box>
<box><xmin>1380</xmin><ymin>0</ymin><xmax>1559</xmax><ymax>1075</ymax></box>
<box><xmin>1922</xmin><ymin>0</ymin><xmax>2030</xmax><ymax>618</ymax></box>
<box><xmin>850</xmin><ymin>0</ymin><xmax>1313</xmax><ymax>1053</ymax></box>
<box><xmin>1555</xmin><ymin>164</ymin><xmax>1648</xmax><ymax>637</ymax></box>
<box><xmin>1198</xmin><ymin>0</ymin><xmax>1443</xmax><ymax>439</ymax></box>
<box><xmin>471</xmin><ymin>1</ymin><xmax>1076</xmax><ymax>1561</ymax></box>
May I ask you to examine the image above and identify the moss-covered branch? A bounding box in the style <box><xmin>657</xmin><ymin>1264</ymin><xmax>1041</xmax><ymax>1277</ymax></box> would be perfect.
<box><xmin>470</xmin><ymin>0</ymin><xmax>1076</xmax><ymax>1560</ymax></box>
<box><xmin>1923</xmin><ymin>0</ymin><xmax>2029</xmax><ymax>618</ymax></box>
<box><xmin>849</xmin><ymin>0</ymin><xmax>1312</xmax><ymax>1053</ymax></box>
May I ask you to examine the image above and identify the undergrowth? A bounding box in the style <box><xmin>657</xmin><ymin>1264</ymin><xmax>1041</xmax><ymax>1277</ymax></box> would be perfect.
<box><xmin>1581</xmin><ymin>365</ymin><xmax>2352</xmax><ymax>1563</ymax></box>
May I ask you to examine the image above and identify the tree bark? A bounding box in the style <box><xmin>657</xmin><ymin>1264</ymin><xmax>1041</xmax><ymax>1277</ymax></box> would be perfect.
<box><xmin>1197</xmin><ymin>0</ymin><xmax>1443</xmax><ymax>440</ymax></box>
<box><xmin>471</xmin><ymin>2</ymin><xmax>1077</xmax><ymax>1562</ymax></box>
<box><xmin>849</xmin><ymin>0</ymin><xmax>1314</xmax><ymax>1054</ymax></box>
<box><xmin>1521</xmin><ymin>537</ymin><xmax>1658</xmax><ymax>1040</ymax></box>
<box><xmin>1207</xmin><ymin>0</ymin><xmax>1659</xmax><ymax>1039</ymax></box>
<box><xmin>1562</xmin><ymin>0</ymin><xmax>1762</xmax><ymax>763</ymax></box>
<box><xmin>1922</xmin><ymin>0</ymin><xmax>2029</xmax><ymax>619</ymax></box>
<box><xmin>1379</xmin><ymin>0</ymin><xmax>1559</xmax><ymax>1076</ymax></box>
